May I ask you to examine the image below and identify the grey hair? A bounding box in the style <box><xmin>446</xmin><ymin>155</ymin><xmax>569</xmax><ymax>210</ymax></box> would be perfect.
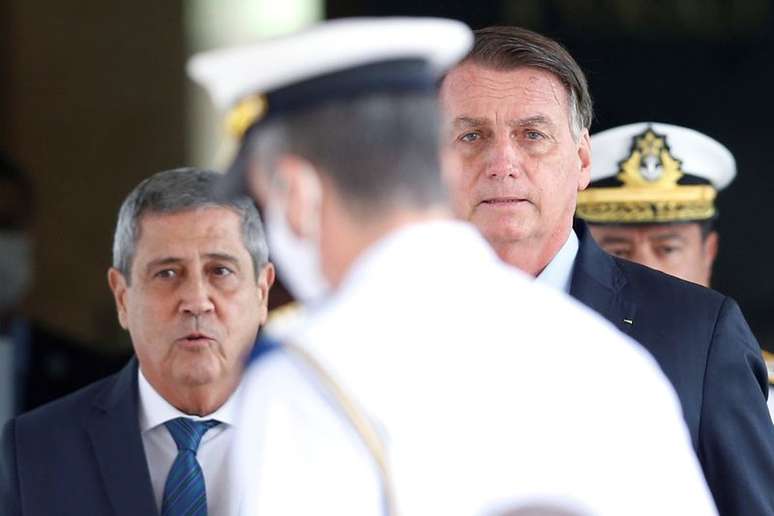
<box><xmin>246</xmin><ymin>91</ymin><xmax>446</xmax><ymax>218</ymax></box>
<box><xmin>465</xmin><ymin>26</ymin><xmax>593</xmax><ymax>141</ymax></box>
<box><xmin>112</xmin><ymin>168</ymin><xmax>268</xmax><ymax>282</ymax></box>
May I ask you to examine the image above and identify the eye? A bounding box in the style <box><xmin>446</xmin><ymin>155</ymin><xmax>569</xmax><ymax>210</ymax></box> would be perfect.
<box><xmin>458</xmin><ymin>131</ymin><xmax>480</xmax><ymax>143</ymax></box>
<box><xmin>154</xmin><ymin>269</ymin><xmax>177</xmax><ymax>279</ymax></box>
<box><xmin>524</xmin><ymin>129</ymin><xmax>545</xmax><ymax>141</ymax></box>
<box><xmin>211</xmin><ymin>266</ymin><xmax>234</xmax><ymax>277</ymax></box>
<box><xmin>658</xmin><ymin>245</ymin><xmax>681</xmax><ymax>256</ymax></box>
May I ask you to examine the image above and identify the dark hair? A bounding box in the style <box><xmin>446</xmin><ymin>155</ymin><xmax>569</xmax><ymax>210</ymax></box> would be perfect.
<box><xmin>698</xmin><ymin>218</ymin><xmax>716</xmax><ymax>240</ymax></box>
<box><xmin>464</xmin><ymin>26</ymin><xmax>593</xmax><ymax>136</ymax></box>
<box><xmin>254</xmin><ymin>91</ymin><xmax>445</xmax><ymax>217</ymax></box>
<box><xmin>112</xmin><ymin>168</ymin><xmax>268</xmax><ymax>282</ymax></box>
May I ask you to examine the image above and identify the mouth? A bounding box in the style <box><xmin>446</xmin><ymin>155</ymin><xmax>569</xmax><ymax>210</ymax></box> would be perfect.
<box><xmin>176</xmin><ymin>333</ymin><xmax>216</xmax><ymax>348</ymax></box>
<box><xmin>479</xmin><ymin>197</ymin><xmax>528</xmax><ymax>206</ymax></box>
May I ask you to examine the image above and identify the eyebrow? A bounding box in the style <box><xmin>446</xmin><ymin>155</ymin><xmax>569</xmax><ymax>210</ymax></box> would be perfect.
<box><xmin>511</xmin><ymin>115</ymin><xmax>556</xmax><ymax>131</ymax></box>
<box><xmin>649</xmin><ymin>233</ymin><xmax>687</xmax><ymax>243</ymax></box>
<box><xmin>452</xmin><ymin>114</ymin><xmax>556</xmax><ymax>130</ymax></box>
<box><xmin>204</xmin><ymin>252</ymin><xmax>241</xmax><ymax>267</ymax></box>
<box><xmin>452</xmin><ymin>116</ymin><xmax>488</xmax><ymax>129</ymax></box>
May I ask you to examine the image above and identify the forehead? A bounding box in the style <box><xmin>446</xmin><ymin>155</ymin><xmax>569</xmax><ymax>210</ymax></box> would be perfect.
<box><xmin>135</xmin><ymin>207</ymin><xmax>246</xmax><ymax>255</ymax></box>
<box><xmin>441</xmin><ymin>62</ymin><xmax>571</xmax><ymax>120</ymax></box>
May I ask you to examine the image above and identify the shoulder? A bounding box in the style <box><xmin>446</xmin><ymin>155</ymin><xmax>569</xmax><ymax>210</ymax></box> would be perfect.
<box><xmin>13</xmin><ymin>369</ymin><xmax>124</xmax><ymax>435</ymax></box>
<box><xmin>613</xmin><ymin>255</ymin><xmax>726</xmax><ymax>313</ymax></box>
<box><xmin>612</xmin><ymin>256</ymin><xmax>760</xmax><ymax>357</ymax></box>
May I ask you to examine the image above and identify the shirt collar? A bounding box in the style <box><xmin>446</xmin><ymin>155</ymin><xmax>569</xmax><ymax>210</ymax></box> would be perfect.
<box><xmin>535</xmin><ymin>229</ymin><xmax>579</xmax><ymax>294</ymax></box>
<box><xmin>137</xmin><ymin>368</ymin><xmax>240</xmax><ymax>432</ymax></box>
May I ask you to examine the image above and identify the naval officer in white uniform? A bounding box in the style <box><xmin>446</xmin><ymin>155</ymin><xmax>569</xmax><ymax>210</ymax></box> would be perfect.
<box><xmin>188</xmin><ymin>18</ymin><xmax>717</xmax><ymax>516</ymax></box>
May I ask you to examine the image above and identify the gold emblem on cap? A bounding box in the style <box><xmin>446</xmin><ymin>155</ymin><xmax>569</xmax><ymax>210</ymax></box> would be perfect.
<box><xmin>576</xmin><ymin>127</ymin><xmax>717</xmax><ymax>224</ymax></box>
<box><xmin>226</xmin><ymin>94</ymin><xmax>268</xmax><ymax>139</ymax></box>
<box><xmin>618</xmin><ymin>128</ymin><xmax>683</xmax><ymax>187</ymax></box>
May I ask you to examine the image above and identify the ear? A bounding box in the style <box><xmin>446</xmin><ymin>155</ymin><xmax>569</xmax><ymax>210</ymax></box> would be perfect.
<box><xmin>577</xmin><ymin>128</ymin><xmax>592</xmax><ymax>191</ymax></box>
<box><xmin>245</xmin><ymin>158</ymin><xmax>272</xmax><ymax>207</ymax></box>
<box><xmin>255</xmin><ymin>262</ymin><xmax>276</xmax><ymax>325</ymax></box>
<box><xmin>276</xmin><ymin>154</ymin><xmax>323</xmax><ymax>239</ymax></box>
<box><xmin>703</xmin><ymin>230</ymin><xmax>719</xmax><ymax>271</ymax></box>
<box><xmin>107</xmin><ymin>268</ymin><xmax>130</xmax><ymax>330</ymax></box>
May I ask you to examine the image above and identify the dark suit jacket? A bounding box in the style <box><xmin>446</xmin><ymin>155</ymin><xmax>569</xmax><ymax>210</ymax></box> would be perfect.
<box><xmin>571</xmin><ymin>221</ymin><xmax>774</xmax><ymax>516</ymax></box>
<box><xmin>1</xmin><ymin>359</ymin><xmax>158</xmax><ymax>516</ymax></box>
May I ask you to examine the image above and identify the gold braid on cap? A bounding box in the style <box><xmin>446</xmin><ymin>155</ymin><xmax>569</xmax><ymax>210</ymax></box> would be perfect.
<box><xmin>226</xmin><ymin>94</ymin><xmax>268</xmax><ymax>139</ymax></box>
<box><xmin>577</xmin><ymin>128</ymin><xmax>717</xmax><ymax>223</ymax></box>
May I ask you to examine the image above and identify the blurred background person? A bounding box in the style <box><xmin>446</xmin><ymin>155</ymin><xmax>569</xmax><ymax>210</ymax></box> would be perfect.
<box><xmin>0</xmin><ymin>153</ymin><xmax>127</xmax><ymax>427</ymax></box>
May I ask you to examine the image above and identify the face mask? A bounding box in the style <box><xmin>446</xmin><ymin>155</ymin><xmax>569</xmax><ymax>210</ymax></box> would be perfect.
<box><xmin>264</xmin><ymin>200</ymin><xmax>330</xmax><ymax>306</ymax></box>
<box><xmin>0</xmin><ymin>231</ymin><xmax>32</xmax><ymax>312</ymax></box>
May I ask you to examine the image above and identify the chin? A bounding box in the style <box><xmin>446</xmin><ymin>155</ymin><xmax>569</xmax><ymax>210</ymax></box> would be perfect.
<box><xmin>482</xmin><ymin>224</ymin><xmax>533</xmax><ymax>248</ymax></box>
<box><xmin>173</xmin><ymin>356</ymin><xmax>223</xmax><ymax>386</ymax></box>
<box><xmin>473</xmin><ymin>212</ymin><xmax>532</xmax><ymax>242</ymax></box>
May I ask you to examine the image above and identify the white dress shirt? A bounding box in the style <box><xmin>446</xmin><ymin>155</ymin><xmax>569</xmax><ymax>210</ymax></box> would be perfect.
<box><xmin>535</xmin><ymin>229</ymin><xmax>579</xmax><ymax>293</ymax></box>
<box><xmin>236</xmin><ymin>220</ymin><xmax>716</xmax><ymax>515</ymax></box>
<box><xmin>138</xmin><ymin>370</ymin><xmax>241</xmax><ymax>515</ymax></box>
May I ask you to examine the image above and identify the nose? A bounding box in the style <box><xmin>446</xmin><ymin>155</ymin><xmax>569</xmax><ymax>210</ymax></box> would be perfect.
<box><xmin>179</xmin><ymin>273</ymin><xmax>215</xmax><ymax>317</ymax></box>
<box><xmin>484</xmin><ymin>135</ymin><xmax>522</xmax><ymax>180</ymax></box>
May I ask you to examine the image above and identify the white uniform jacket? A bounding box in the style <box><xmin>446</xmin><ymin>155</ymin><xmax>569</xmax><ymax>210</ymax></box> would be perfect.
<box><xmin>234</xmin><ymin>221</ymin><xmax>716</xmax><ymax>516</ymax></box>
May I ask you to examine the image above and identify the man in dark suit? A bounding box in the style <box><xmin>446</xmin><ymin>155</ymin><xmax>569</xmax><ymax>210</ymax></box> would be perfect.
<box><xmin>439</xmin><ymin>25</ymin><xmax>774</xmax><ymax>516</ymax></box>
<box><xmin>1</xmin><ymin>168</ymin><xmax>275</xmax><ymax>515</ymax></box>
<box><xmin>0</xmin><ymin>153</ymin><xmax>128</xmax><ymax>425</ymax></box>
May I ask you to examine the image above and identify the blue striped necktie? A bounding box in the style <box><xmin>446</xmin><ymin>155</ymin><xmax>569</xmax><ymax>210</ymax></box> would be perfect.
<box><xmin>162</xmin><ymin>417</ymin><xmax>221</xmax><ymax>516</ymax></box>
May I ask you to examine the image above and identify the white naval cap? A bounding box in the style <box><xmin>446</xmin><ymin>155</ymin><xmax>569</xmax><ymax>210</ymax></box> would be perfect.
<box><xmin>186</xmin><ymin>17</ymin><xmax>473</xmax><ymax>194</ymax></box>
<box><xmin>576</xmin><ymin>122</ymin><xmax>737</xmax><ymax>224</ymax></box>
<box><xmin>188</xmin><ymin>17</ymin><xmax>473</xmax><ymax>113</ymax></box>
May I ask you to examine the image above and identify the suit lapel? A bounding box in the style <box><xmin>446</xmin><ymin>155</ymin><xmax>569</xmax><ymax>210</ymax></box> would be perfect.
<box><xmin>570</xmin><ymin>221</ymin><xmax>637</xmax><ymax>336</ymax></box>
<box><xmin>86</xmin><ymin>358</ymin><xmax>158</xmax><ymax>516</ymax></box>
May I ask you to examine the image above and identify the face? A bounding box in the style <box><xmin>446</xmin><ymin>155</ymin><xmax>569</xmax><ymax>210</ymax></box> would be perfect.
<box><xmin>589</xmin><ymin>223</ymin><xmax>718</xmax><ymax>287</ymax></box>
<box><xmin>439</xmin><ymin>62</ymin><xmax>591</xmax><ymax>259</ymax></box>
<box><xmin>108</xmin><ymin>207</ymin><xmax>273</xmax><ymax>396</ymax></box>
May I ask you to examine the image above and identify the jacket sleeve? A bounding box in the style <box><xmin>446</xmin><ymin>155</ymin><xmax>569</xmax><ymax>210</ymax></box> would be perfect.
<box><xmin>0</xmin><ymin>419</ymin><xmax>21</xmax><ymax>516</ymax></box>
<box><xmin>698</xmin><ymin>296</ymin><xmax>774</xmax><ymax>516</ymax></box>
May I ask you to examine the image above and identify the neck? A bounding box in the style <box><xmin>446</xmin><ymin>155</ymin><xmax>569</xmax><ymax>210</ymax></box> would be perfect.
<box><xmin>323</xmin><ymin>204</ymin><xmax>451</xmax><ymax>288</ymax></box>
<box><xmin>491</xmin><ymin>224</ymin><xmax>572</xmax><ymax>277</ymax></box>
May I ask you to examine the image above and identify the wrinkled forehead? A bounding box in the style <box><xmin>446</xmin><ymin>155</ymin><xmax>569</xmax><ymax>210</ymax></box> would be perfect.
<box><xmin>135</xmin><ymin>207</ymin><xmax>244</xmax><ymax>244</ymax></box>
<box><xmin>440</xmin><ymin>61</ymin><xmax>572</xmax><ymax>118</ymax></box>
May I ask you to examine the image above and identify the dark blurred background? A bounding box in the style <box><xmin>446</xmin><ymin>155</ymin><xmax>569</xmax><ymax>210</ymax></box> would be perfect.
<box><xmin>2</xmin><ymin>0</ymin><xmax>773</xmax><ymax>351</ymax></box>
